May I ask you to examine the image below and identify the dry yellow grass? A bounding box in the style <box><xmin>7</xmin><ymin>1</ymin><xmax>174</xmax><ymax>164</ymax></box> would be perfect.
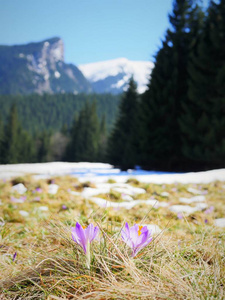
<box><xmin>0</xmin><ymin>176</ymin><xmax>224</xmax><ymax>299</ymax></box>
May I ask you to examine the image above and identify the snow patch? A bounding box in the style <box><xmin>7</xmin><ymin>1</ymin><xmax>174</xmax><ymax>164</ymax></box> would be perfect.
<box><xmin>179</xmin><ymin>195</ymin><xmax>206</xmax><ymax>204</ymax></box>
<box><xmin>38</xmin><ymin>206</ymin><xmax>49</xmax><ymax>211</ymax></box>
<box><xmin>214</xmin><ymin>218</ymin><xmax>225</xmax><ymax>227</ymax></box>
<box><xmin>89</xmin><ymin>197</ymin><xmax>159</xmax><ymax>210</ymax></box>
<box><xmin>0</xmin><ymin>163</ymin><xmax>224</xmax><ymax>185</ymax></box>
<box><xmin>79</xmin><ymin>58</ymin><xmax>154</xmax><ymax>93</ymax></box>
<box><xmin>19</xmin><ymin>210</ymin><xmax>29</xmax><ymax>217</ymax></box>
<box><xmin>187</xmin><ymin>187</ymin><xmax>206</xmax><ymax>195</ymax></box>
<box><xmin>11</xmin><ymin>183</ymin><xmax>27</xmax><ymax>194</ymax></box>
<box><xmin>48</xmin><ymin>184</ymin><xmax>59</xmax><ymax>194</ymax></box>
<box><xmin>54</xmin><ymin>71</ymin><xmax>61</xmax><ymax>78</ymax></box>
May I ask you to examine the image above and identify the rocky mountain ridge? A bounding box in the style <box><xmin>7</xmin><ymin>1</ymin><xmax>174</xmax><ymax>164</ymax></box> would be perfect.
<box><xmin>0</xmin><ymin>38</ymin><xmax>153</xmax><ymax>95</ymax></box>
<box><xmin>0</xmin><ymin>37</ymin><xmax>92</xmax><ymax>94</ymax></box>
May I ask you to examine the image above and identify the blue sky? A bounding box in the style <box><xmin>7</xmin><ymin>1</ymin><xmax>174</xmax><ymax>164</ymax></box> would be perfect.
<box><xmin>0</xmin><ymin>0</ymin><xmax>207</xmax><ymax>65</ymax></box>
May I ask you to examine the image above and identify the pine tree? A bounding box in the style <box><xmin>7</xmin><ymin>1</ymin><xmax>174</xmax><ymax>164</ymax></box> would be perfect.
<box><xmin>140</xmin><ymin>0</ymin><xmax>202</xmax><ymax>170</ymax></box>
<box><xmin>107</xmin><ymin>77</ymin><xmax>140</xmax><ymax>169</ymax></box>
<box><xmin>37</xmin><ymin>131</ymin><xmax>50</xmax><ymax>162</ymax></box>
<box><xmin>18</xmin><ymin>130</ymin><xmax>36</xmax><ymax>163</ymax></box>
<box><xmin>140</xmin><ymin>38</ymin><xmax>174</xmax><ymax>169</ymax></box>
<box><xmin>179</xmin><ymin>0</ymin><xmax>225</xmax><ymax>168</ymax></box>
<box><xmin>67</xmin><ymin>101</ymin><xmax>100</xmax><ymax>162</ymax></box>
<box><xmin>97</xmin><ymin>114</ymin><xmax>107</xmax><ymax>161</ymax></box>
<box><xmin>2</xmin><ymin>104</ymin><xmax>20</xmax><ymax>164</ymax></box>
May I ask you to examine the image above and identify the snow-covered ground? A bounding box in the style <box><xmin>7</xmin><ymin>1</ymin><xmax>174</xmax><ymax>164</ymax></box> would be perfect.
<box><xmin>0</xmin><ymin>162</ymin><xmax>224</xmax><ymax>184</ymax></box>
<box><xmin>2</xmin><ymin>162</ymin><xmax>225</xmax><ymax>228</ymax></box>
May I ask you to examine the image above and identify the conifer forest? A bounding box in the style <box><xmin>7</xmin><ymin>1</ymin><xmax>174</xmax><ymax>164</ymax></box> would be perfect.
<box><xmin>0</xmin><ymin>0</ymin><xmax>224</xmax><ymax>171</ymax></box>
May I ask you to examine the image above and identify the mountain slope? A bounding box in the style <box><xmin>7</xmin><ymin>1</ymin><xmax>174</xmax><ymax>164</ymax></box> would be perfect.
<box><xmin>0</xmin><ymin>37</ymin><xmax>92</xmax><ymax>95</ymax></box>
<box><xmin>79</xmin><ymin>58</ymin><xmax>154</xmax><ymax>94</ymax></box>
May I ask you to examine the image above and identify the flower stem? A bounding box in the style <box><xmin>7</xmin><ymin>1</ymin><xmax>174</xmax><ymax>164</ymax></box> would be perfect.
<box><xmin>86</xmin><ymin>242</ymin><xmax>91</xmax><ymax>270</ymax></box>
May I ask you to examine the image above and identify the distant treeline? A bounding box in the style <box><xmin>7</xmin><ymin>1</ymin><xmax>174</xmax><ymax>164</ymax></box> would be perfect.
<box><xmin>0</xmin><ymin>101</ymin><xmax>108</xmax><ymax>164</ymax></box>
<box><xmin>0</xmin><ymin>0</ymin><xmax>225</xmax><ymax>171</ymax></box>
<box><xmin>0</xmin><ymin>93</ymin><xmax>120</xmax><ymax>164</ymax></box>
<box><xmin>0</xmin><ymin>93</ymin><xmax>121</xmax><ymax>134</ymax></box>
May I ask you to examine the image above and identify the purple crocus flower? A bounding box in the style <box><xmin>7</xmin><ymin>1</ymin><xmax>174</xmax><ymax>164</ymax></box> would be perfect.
<box><xmin>12</xmin><ymin>252</ymin><xmax>17</xmax><ymax>262</ymax></box>
<box><xmin>62</xmin><ymin>204</ymin><xmax>67</xmax><ymax>210</ymax></box>
<box><xmin>71</xmin><ymin>222</ymin><xmax>99</xmax><ymax>269</ymax></box>
<box><xmin>204</xmin><ymin>206</ymin><xmax>214</xmax><ymax>214</ymax></box>
<box><xmin>71</xmin><ymin>222</ymin><xmax>99</xmax><ymax>254</ymax></box>
<box><xmin>121</xmin><ymin>223</ymin><xmax>153</xmax><ymax>257</ymax></box>
<box><xmin>177</xmin><ymin>212</ymin><xmax>183</xmax><ymax>219</ymax></box>
<box><xmin>36</xmin><ymin>187</ymin><xmax>42</xmax><ymax>193</ymax></box>
<box><xmin>34</xmin><ymin>197</ymin><xmax>40</xmax><ymax>202</ymax></box>
<box><xmin>11</xmin><ymin>196</ymin><xmax>25</xmax><ymax>203</ymax></box>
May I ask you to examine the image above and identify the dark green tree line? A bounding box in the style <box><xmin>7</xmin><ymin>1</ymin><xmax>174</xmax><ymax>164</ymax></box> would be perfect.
<box><xmin>107</xmin><ymin>77</ymin><xmax>140</xmax><ymax>170</ymax></box>
<box><xmin>107</xmin><ymin>0</ymin><xmax>225</xmax><ymax>171</ymax></box>
<box><xmin>179</xmin><ymin>0</ymin><xmax>225</xmax><ymax>168</ymax></box>
<box><xmin>65</xmin><ymin>101</ymin><xmax>107</xmax><ymax>162</ymax></box>
<box><xmin>140</xmin><ymin>0</ymin><xmax>203</xmax><ymax>170</ymax></box>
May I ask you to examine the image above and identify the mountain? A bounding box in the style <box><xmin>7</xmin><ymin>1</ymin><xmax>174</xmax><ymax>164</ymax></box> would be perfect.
<box><xmin>0</xmin><ymin>37</ymin><xmax>92</xmax><ymax>95</ymax></box>
<box><xmin>78</xmin><ymin>58</ymin><xmax>154</xmax><ymax>94</ymax></box>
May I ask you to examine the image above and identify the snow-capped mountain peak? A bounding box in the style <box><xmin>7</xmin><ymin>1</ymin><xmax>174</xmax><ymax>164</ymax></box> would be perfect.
<box><xmin>78</xmin><ymin>58</ymin><xmax>154</xmax><ymax>94</ymax></box>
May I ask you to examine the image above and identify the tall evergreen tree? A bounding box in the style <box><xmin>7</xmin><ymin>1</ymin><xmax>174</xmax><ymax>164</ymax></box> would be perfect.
<box><xmin>140</xmin><ymin>0</ymin><xmax>202</xmax><ymax>170</ymax></box>
<box><xmin>140</xmin><ymin>38</ymin><xmax>174</xmax><ymax>169</ymax></box>
<box><xmin>107</xmin><ymin>77</ymin><xmax>140</xmax><ymax>169</ymax></box>
<box><xmin>97</xmin><ymin>114</ymin><xmax>107</xmax><ymax>161</ymax></box>
<box><xmin>17</xmin><ymin>129</ymin><xmax>36</xmax><ymax>163</ymax></box>
<box><xmin>66</xmin><ymin>101</ymin><xmax>100</xmax><ymax>162</ymax></box>
<box><xmin>37</xmin><ymin>131</ymin><xmax>50</xmax><ymax>162</ymax></box>
<box><xmin>2</xmin><ymin>104</ymin><xmax>20</xmax><ymax>164</ymax></box>
<box><xmin>179</xmin><ymin>0</ymin><xmax>225</xmax><ymax>168</ymax></box>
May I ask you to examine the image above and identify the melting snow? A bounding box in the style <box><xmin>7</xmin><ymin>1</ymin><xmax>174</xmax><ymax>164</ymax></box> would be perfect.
<box><xmin>0</xmin><ymin>163</ymin><xmax>224</xmax><ymax>184</ymax></box>
<box><xmin>11</xmin><ymin>196</ymin><xmax>25</xmax><ymax>203</ymax></box>
<box><xmin>11</xmin><ymin>183</ymin><xmax>27</xmax><ymax>194</ymax></box>
<box><xmin>121</xmin><ymin>194</ymin><xmax>133</xmax><ymax>201</ymax></box>
<box><xmin>169</xmin><ymin>205</ymin><xmax>202</xmax><ymax>214</ymax></box>
<box><xmin>89</xmin><ymin>197</ymin><xmax>159</xmax><ymax>210</ymax></box>
<box><xmin>82</xmin><ymin>187</ymin><xmax>110</xmax><ymax>198</ymax></box>
<box><xmin>48</xmin><ymin>184</ymin><xmax>59</xmax><ymax>194</ymax></box>
<box><xmin>161</xmin><ymin>192</ymin><xmax>170</xmax><ymax>197</ymax></box>
<box><xmin>38</xmin><ymin>206</ymin><xmax>49</xmax><ymax>211</ymax></box>
<box><xmin>69</xmin><ymin>190</ymin><xmax>81</xmax><ymax>196</ymax></box>
<box><xmin>187</xmin><ymin>187</ymin><xmax>206</xmax><ymax>195</ymax></box>
<box><xmin>179</xmin><ymin>195</ymin><xmax>206</xmax><ymax>204</ymax></box>
<box><xmin>214</xmin><ymin>218</ymin><xmax>225</xmax><ymax>227</ymax></box>
<box><xmin>19</xmin><ymin>210</ymin><xmax>29</xmax><ymax>217</ymax></box>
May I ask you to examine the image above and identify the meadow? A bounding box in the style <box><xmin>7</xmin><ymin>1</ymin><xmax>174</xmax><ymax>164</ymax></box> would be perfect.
<box><xmin>0</xmin><ymin>174</ymin><xmax>224</xmax><ymax>299</ymax></box>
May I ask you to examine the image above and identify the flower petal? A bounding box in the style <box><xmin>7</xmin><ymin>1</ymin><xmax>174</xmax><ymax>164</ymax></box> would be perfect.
<box><xmin>91</xmin><ymin>226</ymin><xmax>99</xmax><ymax>242</ymax></box>
<box><xmin>85</xmin><ymin>224</ymin><xmax>94</xmax><ymax>242</ymax></box>
<box><xmin>74</xmin><ymin>222</ymin><xmax>88</xmax><ymax>253</ymax></box>
<box><xmin>71</xmin><ymin>227</ymin><xmax>80</xmax><ymax>244</ymax></box>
